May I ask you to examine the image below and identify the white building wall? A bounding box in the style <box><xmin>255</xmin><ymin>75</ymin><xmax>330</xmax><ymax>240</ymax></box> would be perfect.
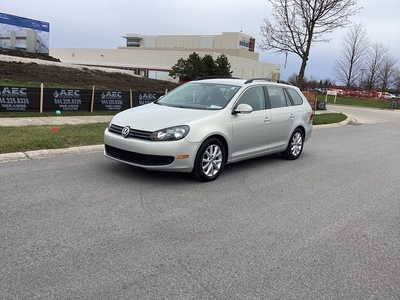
<box><xmin>136</xmin><ymin>32</ymin><xmax>252</xmax><ymax>51</ymax></box>
<box><xmin>50</xmin><ymin>47</ymin><xmax>280</xmax><ymax>80</ymax></box>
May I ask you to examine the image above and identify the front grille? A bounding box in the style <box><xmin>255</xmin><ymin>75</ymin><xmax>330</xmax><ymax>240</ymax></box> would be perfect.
<box><xmin>109</xmin><ymin>124</ymin><xmax>152</xmax><ymax>140</ymax></box>
<box><xmin>105</xmin><ymin>144</ymin><xmax>174</xmax><ymax>166</ymax></box>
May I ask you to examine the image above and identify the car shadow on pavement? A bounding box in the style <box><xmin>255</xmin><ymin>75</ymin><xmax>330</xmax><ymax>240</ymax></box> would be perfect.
<box><xmin>102</xmin><ymin>153</ymin><xmax>287</xmax><ymax>184</ymax></box>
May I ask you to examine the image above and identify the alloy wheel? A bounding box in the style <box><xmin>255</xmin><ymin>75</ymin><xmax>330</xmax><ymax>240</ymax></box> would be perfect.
<box><xmin>202</xmin><ymin>144</ymin><xmax>223</xmax><ymax>177</ymax></box>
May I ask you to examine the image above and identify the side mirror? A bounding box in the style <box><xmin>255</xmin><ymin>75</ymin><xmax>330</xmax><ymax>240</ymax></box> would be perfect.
<box><xmin>233</xmin><ymin>103</ymin><xmax>253</xmax><ymax>114</ymax></box>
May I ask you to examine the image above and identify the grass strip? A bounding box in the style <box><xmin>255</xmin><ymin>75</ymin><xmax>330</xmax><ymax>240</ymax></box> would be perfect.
<box><xmin>313</xmin><ymin>113</ymin><xmax>347</xmax><ymax>125</ymax></box>
<box><xmin>0</xmin><ymin>114</ymin><xmax>347</xmax><ymax>155</ymax></box>
<box><xmin>323</xmin><ymin>96</ymin><xmax>390</xmax><ymax>109</ymax></box>
<box><xmin>0</xmin><ymin>123</ymin><xmax>108</xmax><ymax>154</ymax></box>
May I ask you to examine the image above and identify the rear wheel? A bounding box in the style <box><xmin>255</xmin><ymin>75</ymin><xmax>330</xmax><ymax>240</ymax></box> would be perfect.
<box><xmin>281</xmin><ymin>129</ymin><xmax>304</xmax><ymax>160</ymax></box>
<box><xmin>192</xmin><ymin>138</ymin><xmax>225</xmax><ymax>182</ymax></box>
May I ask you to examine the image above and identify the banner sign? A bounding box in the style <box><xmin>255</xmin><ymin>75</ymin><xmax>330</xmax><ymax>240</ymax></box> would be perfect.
<box><xmin>93</xmin><ymin>90</ymin><xmax>130</xmax><ymax>111</ymax></box>
<box><xmin>0</xmin><ymin>13</ymin><xmax>50</xmax><ymax>54</ymax></box>
<box><xmin>0</xmin><ymin>86</ymin><xmax>166</xmax><ymax>112</ymax></box>
<box><xmin>43</xmin><ymin>89</ymin><xmax>91</xmax><ymax>112</ymax></box>
<box><xmin>0</xmin><ymin>86</ymin><xmax>40</xmax><ymax>112</ymax></box>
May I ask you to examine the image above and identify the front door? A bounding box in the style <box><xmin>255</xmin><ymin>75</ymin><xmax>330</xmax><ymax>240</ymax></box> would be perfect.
<box><xmin>231</xmin><ymin>86</ymin><xmax>271</xmax><ymax>160</ymax></box>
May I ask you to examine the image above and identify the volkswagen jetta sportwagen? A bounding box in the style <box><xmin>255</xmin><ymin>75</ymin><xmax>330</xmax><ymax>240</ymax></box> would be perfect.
<box><xmin>104</xmin><ymin>77</ymin><xmax>314</xmax><ymax>181</ymax></box>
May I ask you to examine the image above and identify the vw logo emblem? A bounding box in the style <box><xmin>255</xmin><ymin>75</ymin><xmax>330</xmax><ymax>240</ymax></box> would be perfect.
<box><xmin>121</xmin><ymin>126</ymin><xmax>130</xmax><ymax>138</ymax></box>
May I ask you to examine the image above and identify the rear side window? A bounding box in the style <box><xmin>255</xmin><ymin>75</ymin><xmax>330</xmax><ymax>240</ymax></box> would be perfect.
<box><xmin>267</xmin><ymin>87</ymin><xmax>292</xmax><ymax>108</ymax></box>
<box><xmin>285</xmin><ymin>88</ymin><xmax>304</xmax><ymax>105</ymax></box>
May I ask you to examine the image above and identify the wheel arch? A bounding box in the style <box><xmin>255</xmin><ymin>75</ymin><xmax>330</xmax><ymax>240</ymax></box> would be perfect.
<box><xmin>295</xmin><ymin>125</ymin><xmax>305</xmax><ymax>138</ymax></box>
<box><xmin>201</xmin><ymin>134</ymin><xmax>229</xmax><ymax>163</ymax></box>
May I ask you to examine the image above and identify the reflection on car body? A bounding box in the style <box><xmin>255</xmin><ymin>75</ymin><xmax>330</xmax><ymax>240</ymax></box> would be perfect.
<box><xmin>104</xmin><ymin>77</ymin><xmax>314</xmax><ymax>181</ymax></box>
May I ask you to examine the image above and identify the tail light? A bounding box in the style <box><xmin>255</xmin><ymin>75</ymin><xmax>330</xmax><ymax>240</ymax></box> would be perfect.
<box><xmin>309</xmin><ymin>112</ymin><xmax>314</xmax><ymax>124</ymax></box>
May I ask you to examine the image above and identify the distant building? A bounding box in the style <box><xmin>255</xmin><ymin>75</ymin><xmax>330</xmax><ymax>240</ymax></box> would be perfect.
<box><xmin>1</xmin><ymin>29</ymin><xmax>48</xmax><ymax>53</ymax></box>
<box><xmin>50</xmin><ymin>32</ymin><xmax>280</xmax><ymax>82</ymax></box>
<box><xmin>0</xmin><ymin>13</ymin><xmax>50</xmax><ymax>54</ymax></box>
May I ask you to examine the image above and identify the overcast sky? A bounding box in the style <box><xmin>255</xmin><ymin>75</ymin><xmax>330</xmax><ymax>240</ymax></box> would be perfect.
<box><xmin>2</xmin><ymin>0</ymin><xmax>399</xmax><ymax>83</ymax></box>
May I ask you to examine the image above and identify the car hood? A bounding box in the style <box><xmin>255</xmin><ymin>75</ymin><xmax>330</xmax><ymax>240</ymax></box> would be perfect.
<box><xmin>111</xmin><ymin>103</ymin><xmax>219</xmax><ymax>131</ymax></box>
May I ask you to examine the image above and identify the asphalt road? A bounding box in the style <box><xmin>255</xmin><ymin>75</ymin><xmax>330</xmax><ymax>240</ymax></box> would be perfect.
<box><xmin>1</xmin><ymin>107</ymin><xmax>399</xmax><ymax>299</ymax></box>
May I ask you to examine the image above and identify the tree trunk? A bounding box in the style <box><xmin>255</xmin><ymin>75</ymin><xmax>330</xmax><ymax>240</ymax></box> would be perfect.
<box><xmin>297</xmin><ymin>57</ymin><xmax>308</xmax><ymax>89</ymax></box>
<box><xmin>297</xmin><ymin>35</ymin><xmax>312</xmax><ymax>89</ymax></box>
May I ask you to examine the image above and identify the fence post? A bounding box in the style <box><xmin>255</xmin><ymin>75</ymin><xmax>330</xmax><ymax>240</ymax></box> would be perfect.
<box><xmin>39</xmin><ymin>83</ymin><xmax>44</xmax><ymax>113</ymax></box>
<box><xmin>90</xmin><ymin>85</ymin><xmax>95</xmax><ymax>112</ymax></box>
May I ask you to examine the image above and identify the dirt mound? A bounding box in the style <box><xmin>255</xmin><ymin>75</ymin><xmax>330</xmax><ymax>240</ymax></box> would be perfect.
<box><xmin>1</xmin><ymin>49</ymin><xmax>61</xmax><ymax>62</ymax></box>
<box><xmin>0</xmin><ymin>50</ymin><xmax>180</xmax><ymax>92</ymax></box>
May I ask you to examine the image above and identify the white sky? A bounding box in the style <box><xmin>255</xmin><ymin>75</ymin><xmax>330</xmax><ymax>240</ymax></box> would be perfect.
<box><xmin>2</xmin><ymin>0</ymin><xmax>399</xmax><ymax>83</ymax></box>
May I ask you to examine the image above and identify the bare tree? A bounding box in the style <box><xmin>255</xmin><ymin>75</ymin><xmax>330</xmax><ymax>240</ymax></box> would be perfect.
<box><xmin>332</xmin><ymin>23</ymin><xmax>370</xmax><ymax>88</ymax></box>
<box><xmin>364</xmin><ymin>43</ymin><xmax>388</xmax><ymax>92</ymax></box>
<box><xmin>259</xmin><ymin>0</ymin><xmax>360</xmax><ymax>88</ymax></box>
<box><xmin>287</xmin><ymin>72</ymin><xmax>298</xmax><ymax>85</ymax></box>
<box><xmin>393</xmin><ymin>69</ymin><xmax>400</xmax><ymax>91</ymax></box>
<box><xmin>378</xmin><ymin>55</ymin><xmax>398</xmax><ymax>93</ymax></box>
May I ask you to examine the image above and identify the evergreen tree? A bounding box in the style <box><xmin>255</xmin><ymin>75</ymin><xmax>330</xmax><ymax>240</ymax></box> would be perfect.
<box><xmin>170</xmin><ymin>52</ymin><xmax>232</xmax><ymax>80</ymax></box>
<box><xmin>202</xmin><ymin>54</ymin><xmax>217</xmax><ymax>76</ymax></box>
<box><xmin>185</xmin><ymin>52</ymin><xmax>205</xmax><ymax>78</ymax></box>
<box><xmin>215</xmin><ymin>54</ymin><xmax>232</xmax><ymax>77</ymax></box>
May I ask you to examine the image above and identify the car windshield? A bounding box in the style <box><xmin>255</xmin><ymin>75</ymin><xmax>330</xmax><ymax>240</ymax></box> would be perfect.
<box><xmin>156</xmin><ymin>82</ymin><xmax>241</xmax><ymax>110</ymax></box>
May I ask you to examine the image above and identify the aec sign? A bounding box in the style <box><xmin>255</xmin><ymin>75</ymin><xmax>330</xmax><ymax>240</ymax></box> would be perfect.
<box><xmin>0</xmin><ymin>87</ymin><xmax>40</xmax><ymax>112</ymax></box>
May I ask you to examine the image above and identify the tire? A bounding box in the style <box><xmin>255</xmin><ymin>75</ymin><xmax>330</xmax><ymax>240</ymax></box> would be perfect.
<box><xmin>192</xmin><ymin>138</ymin><xmax>226</xmax><ymax>182</ymax></box>
<box><xmin>281</xmin><ymin>128</ymin><xmax>304</xmax><ymax>160</ymax></box>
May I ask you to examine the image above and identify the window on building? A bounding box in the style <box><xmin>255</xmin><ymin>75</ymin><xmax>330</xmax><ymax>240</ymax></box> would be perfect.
<box><xmin>126</xmin><ymin>38</ymin><xmax>140</xmax><ymax>47</ymax></box>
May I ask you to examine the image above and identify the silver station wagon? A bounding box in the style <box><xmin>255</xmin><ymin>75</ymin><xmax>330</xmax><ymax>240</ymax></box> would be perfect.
<box><xmin>104</xmin><ymin>78</ymin><xmax>314</xmax><ymax>181</ymax></box>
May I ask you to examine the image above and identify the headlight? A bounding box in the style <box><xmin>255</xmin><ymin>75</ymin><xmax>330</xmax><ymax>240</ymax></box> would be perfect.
<box><xmin>150</xmin><ymin>125</ymin><xmax>190</xmax><ymax>141</ymax></box>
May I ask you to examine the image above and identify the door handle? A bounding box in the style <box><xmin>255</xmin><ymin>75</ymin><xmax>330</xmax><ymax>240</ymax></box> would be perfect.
<box><xmin>264</xmin><ymin>117</ymin><xmax>270</xmax><ymax>123</ymax></box>
<box><xmin>290</xmin><ymin>114</ymin><xmax>295</xmax><ymax>119</ymax></box>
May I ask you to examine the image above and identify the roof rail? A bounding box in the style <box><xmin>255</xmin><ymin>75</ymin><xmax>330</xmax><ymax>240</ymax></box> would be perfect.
<box><xmin>244</xmin><ymin>78</ymin><xmax>292</xmax><ymax>85</ymax></box>
<box><xmin>193</xmin><ymin>76</ymin><xmax>237</xmax><ymax>81</ymax></box>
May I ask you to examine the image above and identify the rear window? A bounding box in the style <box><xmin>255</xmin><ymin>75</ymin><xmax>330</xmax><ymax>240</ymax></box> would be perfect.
<box><xmin>285</xmin><ymin>88</ymin><xmax>304</xmax><ymax>105</ymax></box>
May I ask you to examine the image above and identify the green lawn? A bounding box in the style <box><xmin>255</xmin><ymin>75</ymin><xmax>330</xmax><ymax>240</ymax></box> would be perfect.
<box><xmin>322</xmin><ymin>95</ymin><xmax>391</xmax><ymax>109</ymax></box>
<box><xmin>313</xmin><ymin>113</ymin><xmax>347</xmax><ymax>125</ymax></box>
<box><xmin>0</xmin><ymin>114</ymin><xmax>346</xmax><ymax>154</ymax></box>
<box><xmin>0</xmin><ymin>123</ymin><xmax>108</xmax><ymax>154</ymax></box>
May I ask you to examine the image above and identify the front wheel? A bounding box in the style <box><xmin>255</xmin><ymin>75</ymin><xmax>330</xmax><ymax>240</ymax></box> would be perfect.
<box><xmin>281</xmin><ymin>129</ymin><xmax>304</xmax><ymax>160</ymax></box>
<box><xmin>192</xmin><ymin>138</ymin><xmax>225</xmax><ymax>182</ymax></box>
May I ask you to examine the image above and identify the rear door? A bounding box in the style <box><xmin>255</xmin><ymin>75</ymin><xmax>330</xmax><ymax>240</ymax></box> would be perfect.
<box><xmin>266</xmin><ymin>86</ymin><xmax>295</xmax><ymax>151</ymax></box>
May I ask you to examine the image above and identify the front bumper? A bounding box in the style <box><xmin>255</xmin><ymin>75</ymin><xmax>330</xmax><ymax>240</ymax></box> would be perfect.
<box><xmin>104</xmin><ymin>128</ymin><xmax>198</xmax><ymax>172</ymax></box>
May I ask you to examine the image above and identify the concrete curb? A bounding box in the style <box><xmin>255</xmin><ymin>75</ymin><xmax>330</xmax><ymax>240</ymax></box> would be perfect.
<box><xmin>0</xmin><ymin>144</ymin><xmax>104</xmax><ymax>163</ymax></box>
